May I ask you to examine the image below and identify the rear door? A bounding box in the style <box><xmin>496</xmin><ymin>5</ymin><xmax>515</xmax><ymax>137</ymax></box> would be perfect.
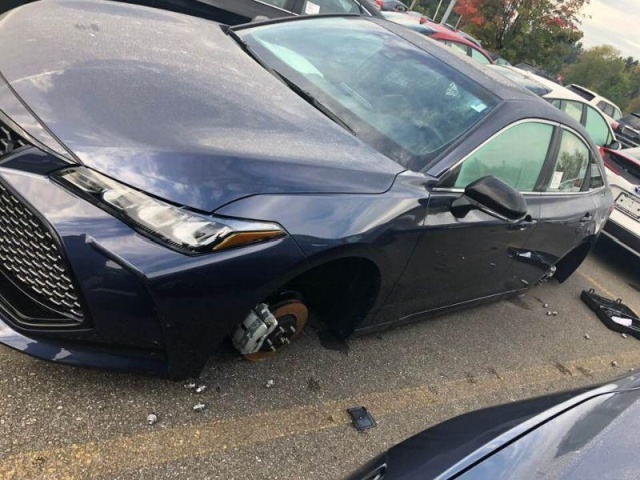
<box><xmin>515</xmin><ymin>126</ymin><xmax>603</xmax><ymax>284</ymax></box>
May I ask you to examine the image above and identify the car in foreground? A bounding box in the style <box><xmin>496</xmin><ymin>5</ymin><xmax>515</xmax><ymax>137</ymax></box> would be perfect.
<box><xmin>614</xmin><ymin>112</ymin><xmax>640</xmax><ymax>148</ymax></box>
<box><xmin>489</xmin><ymin>65</ymin><xmax>618</xmax><ymax>152</ymax></box>
<box><xmin>0</xmin><ymin>1</ymin><xmax>611</xmax><ymax>378</ymax></box>
<box><xmin>382</xmin><ymin>12</ymin><xmax>492</xmax><ymax>64</ymax></box>
<box><xmin>568</xmin><ymin>84</ymin><xmax>623</xmax><ymax>127</ymax></box>
<box><xmin>601</xmin><ymin>148</ymin><xmax>640</xmax><ymax>256</ymax></box>
<box><xmin>0</xmin><ymin>0</ymin><xmax>383</xmax><ymax>22</ymax></box>
<box><xmin>350</xmin><ymin>372</ymin><xmax>640</xmax><ymax>479</ymax></box>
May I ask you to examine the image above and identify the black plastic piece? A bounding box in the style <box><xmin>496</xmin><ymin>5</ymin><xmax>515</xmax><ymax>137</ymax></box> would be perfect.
<box><xmin>347</xmin><ymin>406</ymin><xmax>376</xmax><ymax>432</ymax></box>
<box><xmin>581</xmin><ymin>289</ymin><xmax>640</xmax><ymax>339</ymax></box>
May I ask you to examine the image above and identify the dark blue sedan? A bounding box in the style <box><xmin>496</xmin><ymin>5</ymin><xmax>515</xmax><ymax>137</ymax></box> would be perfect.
<box><xmin>0</xmin><ymin>0</ymin><xmax>612</xmax><ymax>378</ymax></box>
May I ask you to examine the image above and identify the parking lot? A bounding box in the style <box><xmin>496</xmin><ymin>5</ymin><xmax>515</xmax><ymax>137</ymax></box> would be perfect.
<box><xmin>0</xmin><ymin>236</ymin><xmax>637</xmax><ymax>480</ymax></box>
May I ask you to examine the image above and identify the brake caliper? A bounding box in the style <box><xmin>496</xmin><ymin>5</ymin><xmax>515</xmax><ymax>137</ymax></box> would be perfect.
<box><xmin>232</xmin><ymin>303</ymin><xmax>278</xmax><ymax>355</ymax></box>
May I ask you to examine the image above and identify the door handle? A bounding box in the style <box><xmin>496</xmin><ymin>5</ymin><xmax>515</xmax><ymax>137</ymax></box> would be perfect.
<box><xmin>579</xmin><ymin>212</ymin><xmax>592</xmax><ymax>224</ymax></box>
<box><xmin>509</xmin><ymin>214</ymin><xmax>537</xmax><ymax>231</ymax></box>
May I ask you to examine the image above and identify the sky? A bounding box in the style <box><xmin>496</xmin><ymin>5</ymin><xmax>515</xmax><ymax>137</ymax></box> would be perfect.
<box><xmin>580</xmin><ymin>0</ymin><xmax>640</xmax><ymax>58</ymax></box>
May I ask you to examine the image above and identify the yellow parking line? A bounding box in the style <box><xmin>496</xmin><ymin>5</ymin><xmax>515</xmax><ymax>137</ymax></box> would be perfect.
<box><xmin>2</xmin><ymin>350</ymin><xmax>640</xmax><ymax>480</ymax></box>
<box><xmin>577</xmin><ymin>270</ymin><xmax>617</xmax><ymax>299</ymax></box>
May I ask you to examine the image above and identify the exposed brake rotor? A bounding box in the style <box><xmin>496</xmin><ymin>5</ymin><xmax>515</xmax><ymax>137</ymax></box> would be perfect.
<box><xmin>244</xmin><ymin>300</ymin><xmax>308</xmax><ymax>361</ymax></box>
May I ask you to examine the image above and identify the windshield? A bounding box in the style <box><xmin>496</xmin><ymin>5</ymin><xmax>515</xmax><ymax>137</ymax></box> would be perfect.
<box><xmin>235</xmin><ymin>18</ymin><xmax>498</xmax><ymax>171</ymax></box>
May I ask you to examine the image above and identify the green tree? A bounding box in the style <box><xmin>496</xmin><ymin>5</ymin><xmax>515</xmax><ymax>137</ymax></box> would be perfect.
<box><xmin>563</xmin><ymin>46</ymin><xmax>634</xmax><ymax>110</ymax></box>
<box><xmin>453</xmin><ymin>0</ymin><xmax>589</xmax><ymax>71</ymax></box>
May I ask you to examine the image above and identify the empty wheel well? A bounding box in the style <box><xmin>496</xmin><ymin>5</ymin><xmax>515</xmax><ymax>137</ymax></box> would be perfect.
<box><xmin>282</xmin><ymin>257</ymin><xmax>381</xmax><ymax>337</ymax></box>
<box><xmin>554</xmin><ymin>242</ymin><xmax>593</xmax><ymax>283</ymax></box>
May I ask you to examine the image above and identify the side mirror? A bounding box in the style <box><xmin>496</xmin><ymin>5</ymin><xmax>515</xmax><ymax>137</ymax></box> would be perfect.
<box><xmin>608</xmin><ymin>140</ymin><xmax>622</xmax><ymax>150</ymax></box>
<box><xmin>451</xmin><ymin>176</ymin><xmax>528</xmax><ymax>221</ymax></box>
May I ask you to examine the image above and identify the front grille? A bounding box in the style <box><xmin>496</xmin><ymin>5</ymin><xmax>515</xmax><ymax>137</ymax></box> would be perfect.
<box><xmin>0</xmin><ymin>181</ymin><xmax>83</xmax><ymax>320</ymax></box>
<box><xmin>0</xmin><ymin>120</ymin><xmax>28</xmax><ymax>157</ymax></box>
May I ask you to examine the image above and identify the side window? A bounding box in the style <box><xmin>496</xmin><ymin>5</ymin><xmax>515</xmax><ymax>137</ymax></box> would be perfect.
<box><xmin>613</xmin><ymin>107</ymin><xmax>623</xmax><ymax>121</ymax></box>
<box><xmin>550</xmin><ymin>99</ymin><xmax>562</xmax><ymax>108</ymax></box>
<box><xmin>301</xmin><ymin>0</ymin><xmax>359</xmax><ymax>14</ymax></box>
<box><xmin>442</xmin><ymin>122</ymin><xmax>554</xmax><ymax>191</ymax></box>
<box><xmin>445</xmin><ymin>40</ymin><xmax>470</xmax><ymax>57</ymax></box>
<box><xmin>584</xmin><ymin>105</ymin><xmax>612</xmax><ymax>147</ymax></box>
<box><xmin>470</xmin><ymin>48</ymin><xmax>491</xmax><ymax>65</ymax></box>
<box><xmin>563</xmin><ymin>101</ymin><xmax>584</xmax><ymax>123</ymax></box>
<box><xmin>544</xmin><ymin>130</ymin><xmax>590</xmax><ymax>192</ymax></box>
<box><xmin>589</xmin><ymin>156</ymin><xmax>605</xmax><ymax>189</ymax></box>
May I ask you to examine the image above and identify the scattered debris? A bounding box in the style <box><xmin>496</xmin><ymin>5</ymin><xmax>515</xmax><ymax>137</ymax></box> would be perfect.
<box><xmin>622</xmin><ymin>333</ymin><xmax>628</xmax><ymax>339</ymax></box>
<box><xmin>581</xmin><ymin>289</ymin><xmax>640</xmax><ymax>339</ymax></box>
<box><xmin>193</xmin><ymin>403</ymin><xmax>206</xmax><ymax>412</ymax></box>
<box><xmin>307</xmin><ymin>376</ymin><xmax>321</xmax><ymax>393</ymax></box>
<box><xmin>195</xmin><ymin>385</ymin><xmax>207</xmax><ymax>394</ymax></box>
<box><xmin>183</xmin><ymin>381</ymin><xmax>197</xmax><ymax>390</ymax></box>
<box><xmin>146</xmin><ymin>413</ymin><xmax>158</xmax><ymax>425</ymax></box>
<box><xmin>546</xmin><ymin>311</ymin><xmax>553</xmax><ymax>316</ymax></box>
<box><xmin>584</xmin><ymin>334</ymin><xmax>590</xmax><ymax>340</ymax></box>
<box><xmin>265</xmin><ymin>379</ymin><xmax>275</xmax><ymax>389</ymax></box>
<box><xmin>347</xmin><ymin>406</ymin><xmax>376</xmax><ymax>432</ymax></box>
<box><xmin>552</xmin><ymin>311</ymin><xmax>558</xmax><ymax>316</ymax></box>
<box><xmin>543</xmin><ymin>303</ymin><xmax>549</xmax><ymax>308</ymax></box>
<box><xmin>612</xmin><ymin>360</ymin><xmax>619</xmax><ymax>368</ymax></box>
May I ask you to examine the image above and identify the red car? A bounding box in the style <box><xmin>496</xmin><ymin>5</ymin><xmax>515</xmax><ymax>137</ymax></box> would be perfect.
<box><xmin>382</xmin><ymin>12</ymin><xmax>493</xmax><ymax>65</ymax></box>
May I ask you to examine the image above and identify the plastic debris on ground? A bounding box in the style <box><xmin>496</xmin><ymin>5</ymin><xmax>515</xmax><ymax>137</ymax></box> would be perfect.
<box><xmin>195</xmin><ymin>385</ymin><xmax>207</xmax><ymax>394</ymax></box>
<box><xmin>612</xmin><ymin>360</ymin><xmax>619</xmax><ymax>367</ymax></box>
<box><xmin>584</xmin><ymin>334</ymin><xmax>590</xmax><ymax>340</ymax></box>
<box><xmin>193</xmin><ymin>403</ymin><xmax>206</xmax><ymax>412</ymax></box>
<box><xmin>265</xmin><ymin>379</ymin><xmax>275</xmax><ymax>389</ymax></box>
<box><xmin>147</xmin><ymin>414</ymin><xmax>158</xmax><ymax>425</ymax></box>
<box><xmin>581</xmin><ymin>289</ymin><xmax>640</xmax><ymax>339</ymax></box>
<box><xmin>183</xmin><ymin>381</ymin><xmax>197</xmax><ymax>390</ymax></box>
<box><xmin>347</xmin><ymin>406</ymin><xmax>376</xmax><ymax>432</ymax></box>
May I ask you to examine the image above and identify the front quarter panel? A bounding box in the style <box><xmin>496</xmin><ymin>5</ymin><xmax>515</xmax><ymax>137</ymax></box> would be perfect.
<box><xmin>216</xmin><ymin>171</ymin><xmax>431</xmax><ymax>328</ymax></box>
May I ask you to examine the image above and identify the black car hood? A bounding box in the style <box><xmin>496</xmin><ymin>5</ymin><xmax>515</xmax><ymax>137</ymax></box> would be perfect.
<box><xmin>0</xmin><ymin>0</ymin><xmax>403</xmax><ymax>212</ymax></box>
<box><xmin>352</xmin><ymin>373</ymin><xmax>640</xmax><ymax>480</ymax></box>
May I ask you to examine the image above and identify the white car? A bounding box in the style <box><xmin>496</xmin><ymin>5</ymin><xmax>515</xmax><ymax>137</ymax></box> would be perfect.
<box><xmin>567</xmin><ymin>84</ymin><xmax>623</xmax><ymax>127</ymax></box>
<box><xmin>489</xmin><ymin>66</ymin><xmax>618</xmax><ymax>150</ymax></box>
<box><xmin>601</xmin><ymin>147</ymin><xmax>640</xmax><ymax>257</ymax></box>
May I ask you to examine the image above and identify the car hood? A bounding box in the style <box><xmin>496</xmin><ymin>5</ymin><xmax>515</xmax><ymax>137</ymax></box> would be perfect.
<box><xmin>349</xmin><ymin>373</ymin><xmax>640</xmax><ymax>480</ymax></box>
<box><xmin>0</xmin><ymin>0</ymin><xmax>403</xmax><ymax>212</ymax></box>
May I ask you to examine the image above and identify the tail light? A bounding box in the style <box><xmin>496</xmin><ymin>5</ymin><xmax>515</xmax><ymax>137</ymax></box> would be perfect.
<box><xmin>375</xmin><ymin>0</ymin><xmax>383</xmax><ymax>7</ymax></box>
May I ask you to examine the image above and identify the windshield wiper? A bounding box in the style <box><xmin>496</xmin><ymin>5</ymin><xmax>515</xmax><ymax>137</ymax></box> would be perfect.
<box><xmin>224</xmin><ymin>27</ymin><xmax>356</xmax><ymax>137</ymax></box>
<box><xmin>269</xmin><ymin>69</ymin><xmax>357</xmax><ymax>137</ymax></box>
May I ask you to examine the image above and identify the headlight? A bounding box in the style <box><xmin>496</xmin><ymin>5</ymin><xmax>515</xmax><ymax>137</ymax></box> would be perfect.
<box><xmin>53</xmin><ymin>167</ymin><xmax>285</xmax><ymax>253</ymax></box>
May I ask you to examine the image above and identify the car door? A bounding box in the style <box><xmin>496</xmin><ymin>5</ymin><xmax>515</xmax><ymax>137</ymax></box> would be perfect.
<box><xmin>514</xmin><ymin>126</ymin><xmax>602</xmax><ymax>285</ymax></box>
<box><xmin>384</xmin><ymin>121</ymin><xmax>555</xmax><ymax>321</ymax></box>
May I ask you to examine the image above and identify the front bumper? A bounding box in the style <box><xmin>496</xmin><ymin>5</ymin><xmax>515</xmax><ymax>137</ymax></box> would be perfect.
<box><xmin>0</xmin><ymin>150</ymin><xmax>307</xmax><ymax>379</ymax></box>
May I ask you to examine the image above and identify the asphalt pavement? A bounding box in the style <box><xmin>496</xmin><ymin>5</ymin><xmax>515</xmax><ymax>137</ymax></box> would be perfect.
<box><xmin>1</xmin><ymin>236</ymin><xmax>639</xmax><ymax>480</ymax></box>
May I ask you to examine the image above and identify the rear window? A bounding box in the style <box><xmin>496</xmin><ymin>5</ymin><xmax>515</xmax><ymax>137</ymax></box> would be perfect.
<box><xmin>568</xmin><ymin>85</ymin><xmax>595</xmax><ymax>101</ymax></box>
<box><xmin>606</xmin><ymin>151</ymin><xmax>640</xmax><ymax>184</ymax></box>
<box><xmin>237</xmin><ymin>17</ymin><xmax>499</xmax><ymax>171</ymax></box>
<box><xmin>622</xmin><ymin>114</ymin><xmax>640</xmax><ymax>129</ymax></box>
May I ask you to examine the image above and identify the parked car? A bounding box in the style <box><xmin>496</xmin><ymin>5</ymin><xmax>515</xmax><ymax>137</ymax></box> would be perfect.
<box><xmin>0</xmin><ymin>1</ymin><xmax>611</xmax><ymax>378</ymax></box>
<box><xmin>0</xmin><ymin>0</ymin><xmax>384</xmax><ymax>22</ymax></box>
<box><xmin>614</xmin><ymin>113</ymin><xmax>640</xmax><ymax>148</ymax></box>
<box><xmin>373</xmin><ymin>0</ymin><xmax>408</xmax><ymax>11</ymax></box>
<box><xmin>514</xmin><ymin>63</ymin><xmax>558</xmax><ymax>83</ymax></box>
<box><xmin>382</xmin><ymin>12</ymin><xmax>493</xmax><ymax>64</ymax></box>
<box><xmin>600</xmin><ymin>148</ymin><xmax>640</xmax><ymax>257</ymax></box>
<box><xmin>489</xmin><ymin>65</ymin><xmax>618</xmax><ymax>152</ymax></box>
<box><xmin>350</xmin><ymin>372</ymin><xmax>640</xmax><ymax>479</ymax></box>
<box><xmin>567</xmin><ymin>84</ymin><xmax>623</xmax><ymax>127</ymax></box>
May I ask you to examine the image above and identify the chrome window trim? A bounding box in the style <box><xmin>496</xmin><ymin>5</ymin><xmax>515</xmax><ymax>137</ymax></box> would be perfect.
<box><xmin>432</xmin><ymin>118</ymin><xmax>605</xmax><ymax>196</ymax></box>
